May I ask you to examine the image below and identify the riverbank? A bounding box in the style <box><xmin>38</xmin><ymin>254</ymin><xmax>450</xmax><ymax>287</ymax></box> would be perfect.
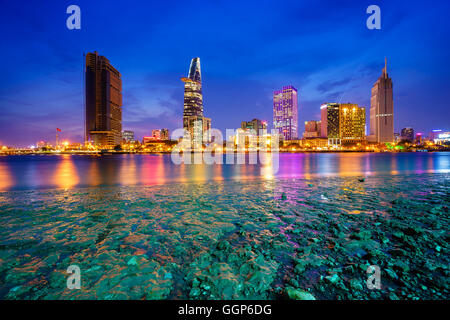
<box><xmin>0</xmin><ymin>173</ymin><xmax>448</xmax><ymax>299</ymax></box>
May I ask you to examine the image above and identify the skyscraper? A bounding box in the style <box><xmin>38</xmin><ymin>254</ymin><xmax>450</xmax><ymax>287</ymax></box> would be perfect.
<box><xmin>85</xmin><ymin>52</ymin><xmax>123</xmax><ymax>147</ymax></box>
<box><xmin>339</xmin><ymin>104</ymin><xmax>366</xmax><ymax>142</ymax></box>
<box><xmin>369</xmin><ymin>58</ymin><xmax>394</xmax><ymax>143</ymax></box>
<box><xmin>182</xmin><ymin>57</ymin><xmax>203</xmax><ymax>129</ymax></box>
<box><xmin>273</xmin><ymin>85</ymin><xmax>298</xmax><ymax>140</ymax></box>
<box><xmin>181</xmin><ymin>57</ymin><xmax>211</xmax><ymax>144</ymax></box>
<box><xmin>321</xmin><ymin>103</ymin><xmax>365</xmax><ymax>144</ymax></box>
<box><xmin>320</xmin><ymin>103</ymin><xmax>340</xmax><ymax>141</ymax></box>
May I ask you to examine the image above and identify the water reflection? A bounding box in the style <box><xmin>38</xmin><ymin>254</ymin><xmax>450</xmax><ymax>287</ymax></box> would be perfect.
<box><xmin>87</xmin><ymin>159</ymin><xmax>101</xmax><ymax>186</ymax></box>
<box><xmin>0</xmin><ymin>152</ymin><xmax>448</xmax><ymax>191</ymax></box>
<box><xmin>53</xmin><ymin>155</ymin><xmax>79</xmax><ymax>189</ymax></box>
<box><xmin>0</xmin><ymin>160</ymin><xmax>14</xmax><ymax>190</ymax></box>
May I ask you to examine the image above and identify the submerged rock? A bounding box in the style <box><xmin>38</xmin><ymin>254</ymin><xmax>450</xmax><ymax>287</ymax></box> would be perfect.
<box><xmin>286</xmin><ymin>287</ymin><xmax>316</xmax><ymax>300</ymax></box>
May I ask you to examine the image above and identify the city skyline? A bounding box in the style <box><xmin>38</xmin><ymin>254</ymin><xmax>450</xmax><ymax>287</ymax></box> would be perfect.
<box><xmin>1</xmin><ymin>1</ymin><xmax>450</xmax><ymax>147</ymax></box>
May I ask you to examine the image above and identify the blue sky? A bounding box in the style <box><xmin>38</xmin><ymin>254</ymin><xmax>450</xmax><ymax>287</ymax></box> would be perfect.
<box><xmin>0</xmin><ymin>0</ymin><xmax>449</xmax><ymax>146</ymax></box>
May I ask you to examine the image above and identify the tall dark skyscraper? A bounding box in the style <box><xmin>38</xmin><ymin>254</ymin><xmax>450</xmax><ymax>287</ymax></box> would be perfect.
<box><xmin>320</xmin><ymin>103</ymin><xmax>340</xmax><ymax>140</ymax></box>
<box><xmin>85</xmin><ymin>52</ymin><xmax>123</xmax><ymax>148</ymax></box>
<box><xmin>369</xmin><ymin>58</ymin><xmax>394</xmax><ymax>143</ymax></box>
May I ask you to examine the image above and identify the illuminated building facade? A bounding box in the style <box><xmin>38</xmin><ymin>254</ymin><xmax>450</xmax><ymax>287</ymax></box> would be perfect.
<box><xmin>415</xmin><ymin>133</ymin><xmax>423</xmax><ymax>144</ymax></box>
<box><xmin>181</xmin><ymin>57</ymin><xmax>211</xmax><ymax>146</ymax></box>
<box><xmin>400</xmin><ymin>127</ymin><xmax>415</xmax><ymax>142</ymax></box>
<box><xmin>273</xmin><ymin>85</ymin><xmax>298</xmax><ymax>140</ymax></box>
<box><xmin>339</xmin><ymin>104</ymin><xmax>366</xmax><ymax>142</ymax></box>
<box><xmin>182</xmin><ymin>57</ymin><xmax>203</xmax><ymax>129</ymax></box>
<box><xmin>241</xmin><ymin>119</ymin><xmax>267</xmax><ymax>135</ymax></box>
<box><xmin>122</xmin><ymin>130</ymin><xmax>135</xmax><ymax>143</ymax></box>
<box><xmin>185</xmin><ymin>116</ymin><xmax>212</xmax><ymax>145</ymax></box>
<box><xmin>85</xmin><ymin>52</ymin><xmax>123</xmax><ymax>148</ymax></box>
<box><xmin>320</xmin><ymin>103</ymin><xmax>340</xmax><ymax>143</ymax></box>
<box><xmin>303</xmin><ymin>120</ymin><xmax>321</xmax><ymax>138</ymax></box>
<box><xmin>160</xmin><ymin>128</ymin><xmax>170</xmax><ymax>141</ymax></box>
<box><xmin>299</xmin><ymin>138</ymin><xmax>328</xmax><ymax>148</ymax></box>
<box><xmin>152</xmin><ymin>129</ymin><xmax>161</xmax><ymax>140</ymax></box>
<box><xmin>148</xmin><ymin>129</ymin><xmax>170</xmax><ymax>141</ymax></box>
<box><xmin>434</xmin><ymin>132</ymin><xmax>450</xmax><ymax>145</ymax></box>
<box><xmin>369</xmin><ymin>59</ymin><xmax>394</xmax><ymax>143</ymax></box>
<box><xmin>321</xmin><ymin>103</ymin><xmax>365</xmax><ymax>144</ymax></box>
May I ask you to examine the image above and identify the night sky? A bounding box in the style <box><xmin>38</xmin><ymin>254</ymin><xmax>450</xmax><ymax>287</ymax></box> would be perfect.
<box><xmin>0</xmin><ymin>0</ymin><xmax>449</xmax><ymax>147</ymax></box>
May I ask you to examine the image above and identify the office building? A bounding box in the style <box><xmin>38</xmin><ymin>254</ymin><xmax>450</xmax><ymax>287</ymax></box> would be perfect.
<box><xmin>369</xmin><ymin>59</ymin><xmax>394</xmax><ymax>143</ymax></box>
<box><xmin>160</xmin><ymin>128</ymin><xmax>170</xmax><ymax>141</ymax></box>
<box><xmin>241</xmin><ymin>119</ymin><xmax>267</xmax><ymax>135</ymax></box>
<box><xmin>320</xmin><ymin>103</ymin><xmax>340</xmax><ymax>143</ymax></box>
<box><xmin>273</xmin><ymin>85</ymin><xmax>298</xmax><ymax>140</ymax></box>
<box><xmin>339</xmin><ymin>104</ymin><xmax>366</xmax><ymax>142</ymax></box>
<box><xmin>122</xmin><ymin>130</ymin><xmax>135</xmax><ymax>143</ymax></box>
<box><xmin>303</xmin><ymin>120</ymin><xmax>321</xmax><ymax>138</ymax></box>
<box><xmin>181</xmin><ymin>58</ymin><xmax>211</xmax><ymax>145</ymax></box>
<box><xmin>152</xmin><ymin>129</ymin><xmax>161</xmax><ymax>140</ymax></box>
<box><xmin>321</xmin><ymin>103</ymin><xmax>365</xmax><ymax>144</ymax></box>
<box><xmin>85</xmin><ymin>52</ymin><xmax>123</xmax><ymax>148</ymax></box>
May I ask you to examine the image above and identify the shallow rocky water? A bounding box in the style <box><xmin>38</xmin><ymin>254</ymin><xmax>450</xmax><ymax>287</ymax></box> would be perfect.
<box><xmin>0</xmin><ymin>173</ymin><xmax>448</xmax><ymax>300</ymax></box>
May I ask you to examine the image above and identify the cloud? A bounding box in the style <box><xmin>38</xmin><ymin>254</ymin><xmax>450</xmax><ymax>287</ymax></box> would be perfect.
<box><xmin>316</xmin><ymin>78</ymin><xmax>353</xmax><ymax>94</ymax></box>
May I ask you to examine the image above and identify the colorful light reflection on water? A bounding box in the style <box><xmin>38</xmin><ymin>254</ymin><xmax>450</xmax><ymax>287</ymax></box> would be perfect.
<box><xmin>0</xmin><ymin>152</ymin><xmax>448</xmax><ymax>191</ymax></box>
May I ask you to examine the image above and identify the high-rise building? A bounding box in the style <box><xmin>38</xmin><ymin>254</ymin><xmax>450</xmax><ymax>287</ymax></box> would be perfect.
<box><xmin>181</xmin><ymin>58</ymin><xmax>211</xmax><ymax>145</ymax></box>
<box><xmin>160</xmin><ymin>128</ymin><xmax>170</xmax><ymax>141</ymax></box>
<box><xmin>369</xmin><ymin>58</ymin><xmax>394</xmax><ymax>143</ymax></box>
<box><xmin>152</xmin><ymin>129</ymin><xmax>161</xmax><ymax>140</ymax></box>
<box><xmin>149</xmin><ymin>129</ymin><xmax>170</xmax><ymax>141</ymax></box>
<box><xmin>122</xmin><ymin>130</ymin><xmax>135</xmax><ymax>143</ymax></box>
<box><xmin>273</xmin><ymin>85</ymin><xmax>298</xmax><ymax>140</ymax></box>
<box><xmin>303</xmin><ymin>120</ymin><xmax>321</xmax><ymax>138</ymax></box>
<box><xmin>400</xmin><ymin>127</ymin><xmax>415</xmax><ymax>142</ymax></box>
<box><xmin>320</xmin><ymin>103</ymin><xmax>340</xmax><ymax>140</ymax></box>
<box><xmin>321</xmin><ymin>103</ymin><xmax>365</xmax><ymax>144</ymax></box>
<box><xmin>182</xmin><ymin>57</ymin><xmax>203</xmax><ymax>129</ymax></box>
<box><xmin>339</xmin><ymin>104</ymin><xmax>366</xmax><ymax>142</ymax></box>
<box><xmin>241</xmin><ymin>119</ymin><xmax>267</xmax><ymax>135</ymax></box>
<box><xmin>85</xmin><ymin>52</ymin><xmax>123</xmax><ymax>148</ymax></box>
